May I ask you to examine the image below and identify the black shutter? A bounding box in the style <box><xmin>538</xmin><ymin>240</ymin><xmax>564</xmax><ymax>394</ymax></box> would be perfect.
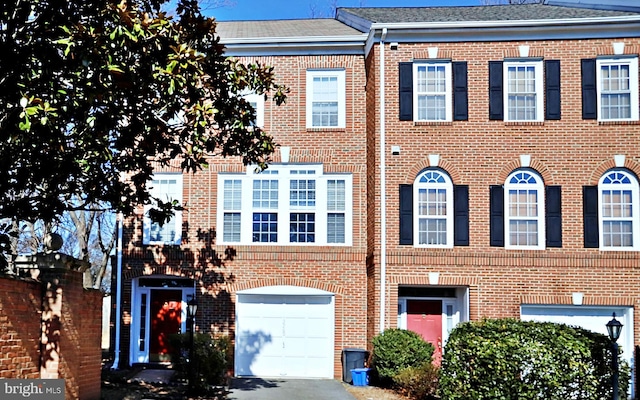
<box><xmin>583</xmin><ymin>186</ymin><xmax>599</xmax><ymax>248</ymax></box>
<box><xmin>399</xmin><ymin>62</ymin><xmax>413</xmax><ymax>121</ymax></box>
<box><xmin>454</xmin><ymin>185</ymin><xmax>469</xmax><ymax>246</ymax></box>
<box><xmin>489</xmin><ymin>61</ymin><xmax>504</xmax><ymax>120</ymax></box>
<box><xmin>453</xmin><ymin>62</ymin><xmax>468</xmax><ymax>121</ymax></box>
<box><xmin>399</xmin><ymin>184</ymin><xmax>413</xmax><ymax>245</ymax></box>
<box><xmin>545</xmin><ymin>186</ymin><xmax>562</xmax><ymax>247</ymax></box>
<box><xmin>489</xmin><ymin>185</ymin><xmax>504</xmax><ymax>247</ymax></box>
<box><xmin>581</xmin><ymin>59</ymin><xmax>597</xmax><ymax>120</ymax></box>
<box><xmin>545</xmin><ymin>60</ymin><xmax>561</xmax><ymax>120</ymax></box>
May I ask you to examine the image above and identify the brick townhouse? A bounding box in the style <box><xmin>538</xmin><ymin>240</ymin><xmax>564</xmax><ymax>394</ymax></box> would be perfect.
<box><xmin>112</xmin><ymin>1</ymin><xmax>640</xmax><ymax>385</ymax></box>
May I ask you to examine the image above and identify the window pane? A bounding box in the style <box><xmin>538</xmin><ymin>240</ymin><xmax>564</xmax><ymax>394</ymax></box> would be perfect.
<box><xmin>506</xmin><ymin>65</ymin><xmax>537</xmax><ymax>121</ymax></box>
<box><xmin>416</xmin><ymin>64</ymin><xmax>447</xmax><ymax>121</ymax></box>
<box><xmin>253</xmin><ymin>180</ymin><xmax>278</xmax><ymax>208</ymax></box>
<box><xmin>312</xmin><ymin>76</ymin><xmax>339</xmax><ymax>127</ymax></box>
<box><xmin>603</xmin><ymin>221</ymin><xmax>633</xmax><ymax>247</ymax></box>
<box><xmin>253</xmin><ymin>213</ymin><xmax>277</xmax><ymax>242</ymax></box>
<box><xmin>418</xmin><ymin>218</ymin><xmax>447</xmax><ymax>245</ymax></box>
<box><xmin>600</xmin><ymin>63</ymin><xmax>632</xmax><ymax>120</ymax></box>
<box><xmin>290</xmin><ymin>213</ymin><xmax>315</xmax><ymax>243</ymax></box>
<box><xmin>223</xmin><ymin>213</ymin><xmax>241</xmax><ymax>242</ymax></box>
<box><xmin>328</xmin><ymin>180</ymin><xmax>346</xmax><ymax>211</ymax></box>
<box><xmin>509</xmin><ymin>220</ymin><xmax>538</xmax><ymax>246</ymax></box>
<box><xmin>290</xmin><ymin>179</ymin><xmax>316</xmax><ymax>207</ymax></box>
<box><xmin>327</xmin><ymin>213</ymin><xmax>345</xmax><ymax>243</ymax></box>
<box><xmin>601</xmin><ymin>173</ymin><xmax>635</xmax><ymax>248</ymax></box>
<box><xmin>224</xmin><ymin>179</ymin><xmax>242</xmax><ymax>210</ymax></box>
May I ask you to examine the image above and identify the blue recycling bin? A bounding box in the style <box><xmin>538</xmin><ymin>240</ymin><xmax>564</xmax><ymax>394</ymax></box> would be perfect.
<box><xmin>350</xmin><ymin>368</ymin><xmax>370</xmax><ymax>386</ymax></box>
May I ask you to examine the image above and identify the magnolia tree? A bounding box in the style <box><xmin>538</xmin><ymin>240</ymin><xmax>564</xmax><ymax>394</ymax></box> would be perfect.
<box><xmin>0</xmin><ymin>0</ymin><xmax>287</xmax><ymax>272</ymax></box>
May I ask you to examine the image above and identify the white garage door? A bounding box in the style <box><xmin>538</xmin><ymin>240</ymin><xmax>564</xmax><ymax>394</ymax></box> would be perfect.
<box><xmin>521</xmin><ymin>305</ymin><xmax>634</xmax><ymax>369</ymax></box>
<box><xmin>235</xmin><ymin>286</ymin><xmax>335</xmax><ymax>378</ymax></box>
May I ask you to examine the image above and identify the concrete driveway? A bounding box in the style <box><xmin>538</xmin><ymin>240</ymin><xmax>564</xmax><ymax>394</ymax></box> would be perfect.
<box><xmin>228</xmin><ymin>378</ymin><xmax>356</xmax><ymax>400</ymax></box>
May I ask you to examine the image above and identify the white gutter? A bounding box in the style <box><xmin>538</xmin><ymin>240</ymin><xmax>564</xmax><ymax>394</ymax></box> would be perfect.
<box><xmin>367</xmin><ymin>15</ymin><xmax>640</xmax><ymax>30</ymax></box>
<box><xmin>111</xmin><ymin>212</ymin><xmax>124</xmax><ymax>370</ymax></box>
<box><xmin>379</xmin><ymin>27</ymin><xmax>387</xmax><ymax>334</ymax></box>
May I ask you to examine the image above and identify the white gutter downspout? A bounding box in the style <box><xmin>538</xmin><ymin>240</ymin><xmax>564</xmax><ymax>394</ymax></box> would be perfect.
<box><xmin>379</xmin><ymin>27</ymin><xmax>388</xmax><ymax>334</ymax></box>
<box><xmin>111</xmin><ymin>212</ymin><xmax>124</xmax><ymax>370</ymax></box>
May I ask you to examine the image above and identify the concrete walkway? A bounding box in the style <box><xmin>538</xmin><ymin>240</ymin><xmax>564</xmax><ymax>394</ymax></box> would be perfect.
<box><xmin>228</xmin><ymin>378</ymin><xmax>357</xmax><ymax>400</ymax></box>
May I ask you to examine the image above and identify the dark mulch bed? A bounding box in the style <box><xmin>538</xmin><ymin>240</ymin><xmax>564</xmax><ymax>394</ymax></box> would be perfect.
<box><xmin>101</xmin><ymin>365</ymin><xmax>227</xmax><ymax>400</ymax></box>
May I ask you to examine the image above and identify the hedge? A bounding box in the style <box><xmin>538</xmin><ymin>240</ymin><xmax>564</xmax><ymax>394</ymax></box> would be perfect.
<box><xmin>439</xmin><ymin>318</ymin><xmax>630</xmax><ymax>400</ymax></box>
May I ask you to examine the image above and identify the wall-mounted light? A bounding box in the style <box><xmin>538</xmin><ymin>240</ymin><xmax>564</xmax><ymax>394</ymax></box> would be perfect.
<box><xmin>391</xmin><ymin>145</ymin><xmax>400</xmax><ymax>155</ymax></box>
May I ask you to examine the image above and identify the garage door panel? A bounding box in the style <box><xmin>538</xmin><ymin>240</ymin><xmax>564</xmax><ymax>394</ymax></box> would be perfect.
<box><xmin>235</xmin><ymin>292</ymin><xmax>334</xmax><ymax>378</ymax></box>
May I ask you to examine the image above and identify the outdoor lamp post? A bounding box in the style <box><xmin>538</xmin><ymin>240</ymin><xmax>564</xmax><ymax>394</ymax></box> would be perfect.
<box><xmin>186</xmin><ymin>295</ymin><xmax>198</xmax><ymax>395</ymax></box>
<box><xmin>606</xmin><ymin>313</ymin><xmax>623</xmax><ymax>400</ymax></box>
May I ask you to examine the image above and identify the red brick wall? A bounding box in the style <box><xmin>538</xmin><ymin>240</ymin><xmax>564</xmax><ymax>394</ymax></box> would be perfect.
<box><xmin>0</xmin><ymin>269</ymin><xmax>102</xmax><ymax>400</ymax></box>
<box><xmin>0</xmin><ymin>276</ymin><xmax>40</xmax><ymax>379</ymax></box>
<box><xmin>119</xmin><ymin>54</ymin><xmax>370</xmax><ymax>378</ymax></box>
<box><xmin>367</xmin><ymin>37</ymin><xmax>640</xmax><ymax>341</ymax></box>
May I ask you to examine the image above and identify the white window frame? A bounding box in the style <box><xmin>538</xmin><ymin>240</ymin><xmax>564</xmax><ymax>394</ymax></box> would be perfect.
<box><xmin>306</xmin><ymin>69</ymin><xmax>346</xmax><ymax>129</ymax></box>
<box><xmin>142</xmin><ymin>173</ymin><xmax>183</xmax><ymax>245</ymax></box>
<box><xmin>596</xmin><ymin>56</ymin><xmax>639</xmax><ymax>122</ymax></box>
<box><xmin>598</xmin><ymin>169</ymin><xmax>640</xmax><ymax>251</ymax></box>
<box><xmin>503</xmin><ymin>60</ymin><xmax>544</xmax><ymax>122</ymax></box>
<box><xmin>242</xmin><ymin>92</ymin><xmax>265</xmax><ymax>128</ymax></box>
<box><xmin>217</xmin><ymin>164</ymin><xmax>353</xmax><ymax>246</ymax></box>
<box><xmin>413</xmin><ymin>169</ymin><xmax>453</xmax><ymax>248</ymax></box>
<box><xmin>413</xmin><ymin>62</ymin><xmax>452</xmax><ymax>122</ymax></box>
<box><xmin>504</xmin><ymin>169</ymin><xmax>545</xmax><ymax>250</ymax></box>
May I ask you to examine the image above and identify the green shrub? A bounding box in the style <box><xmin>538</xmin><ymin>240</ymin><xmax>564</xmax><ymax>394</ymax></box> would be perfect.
<box><xmin>169</xmin><ymin>333</ymin><xmax>231</xmax><ymax>393</ymax></box>
<box><xmin>371</xmin><ymin>328</ymin><xmax>435</xmax><ymax>385</ymax></box>
<box><xmin>392</xmin><ymin>362</ymin><xmax>439</xmax><ymax>400</ymax></box>
<box><xmin>439</xmin><ymin>318</ymin><xmax>631</xmax><ymax>400</ymax></box>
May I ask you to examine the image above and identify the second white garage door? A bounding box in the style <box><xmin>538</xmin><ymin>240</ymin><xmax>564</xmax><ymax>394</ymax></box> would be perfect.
<box><xmin>235</xmin><ymin>286</ymin><xmax>335</xmax><ymax>378</ymax></box>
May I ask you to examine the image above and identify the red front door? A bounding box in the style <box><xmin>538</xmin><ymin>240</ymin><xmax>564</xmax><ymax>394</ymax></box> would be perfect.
<box><xmin>406</xmin><ymin>300</ymin><xmax>442</xmax><ymax>364</ymax></box>
<box><xmin>150</xmin><ymin>290</ymin><xmax>182</xmax><ymax>362</ymax></box>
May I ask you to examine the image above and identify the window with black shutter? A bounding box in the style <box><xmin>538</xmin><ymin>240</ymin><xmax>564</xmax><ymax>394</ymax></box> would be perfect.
<box><xmin>545</xmin><ymin>60</ymin><xmax>561</xmax><ymax>120</ymax></box>
<box><xmin>583</xmin><ymin>186</ymin><xmax>599</xmax><ymax>248</ymax></box>
<box><xmin>489</xmin><ymin>185</ymin><xmax>504</xmax><ymax>247</ymax></box>
<box><xmin>545</xmin><ymin>186</ymin><xmax>562</xmax><ymax>247</ymax></box>
<box><xmin>399</xmin><ymin>184</ymin><xmax>413</xmax><ymax>244</ymax></box>
<box><xmin>453</xmin><ymin>185</ymin><xmax>469</xmax><ymax>246</ymax></box>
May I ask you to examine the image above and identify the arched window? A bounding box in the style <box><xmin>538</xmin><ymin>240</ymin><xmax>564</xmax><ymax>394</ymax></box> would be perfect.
<box><xmin>598</xmin><ymin>169</ymin><xmax>639</xmax><ymax>250</ymax></box>
<box><xmin>504</xmin><ymin>169</ymin><xmax>545</xmax><ymax>249</ymax></box>
<box><xmin>413</xmin><ymin>169</ymin><xmax>453</xmax><ymax>247</ymax></box>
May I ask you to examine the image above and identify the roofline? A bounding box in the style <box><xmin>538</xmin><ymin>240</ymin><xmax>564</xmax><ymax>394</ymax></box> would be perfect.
<box><xmin>365</xmin><ymin>14</ymin><xmax>640</xmax><ymax>30</ymax></box>
<box><xmin>218</xmin><ymin>34</ymin><xmax>368</xmax><ymax>45</ymax></box>
<box><xmin>222</xmin><ymin>41</ymin><xmax>366</xmax><ymax>57</ymax></box>
<box><xmin>361</xmin><ymin>16</ymin><xmax>640</xmax><ymax>56</ymax></box>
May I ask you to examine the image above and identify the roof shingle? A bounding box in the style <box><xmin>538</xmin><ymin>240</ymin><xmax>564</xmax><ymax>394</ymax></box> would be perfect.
<box><xmin>216</xmin><ymin>19</ymin><xmax>364</xmax><ymax>40</ymax></box>
<box><xmin>337</xmin><ymin>4</ymin><xmax>640</xmax><ymax>24</ymax></box>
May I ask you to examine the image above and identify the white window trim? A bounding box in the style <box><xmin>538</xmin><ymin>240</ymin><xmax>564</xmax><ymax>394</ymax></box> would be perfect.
<box><xmin>412</xmin><ymin>62</ymin><xmax>452</xmax><ymax>122</ymax></box>
<box><xmin>598</xmin><ymin>169</ymin><xmax>640</xmax><ymax>251</ymax></box>
<box><xmin>413</xmin><ymin>169</ymin><xmax>454</xmax><ymax>248</ymax></box>
<box><xmin>504</xmin><ymin>169</ymin><xmax>545</xmax><ymax>250</ymax></box>
<box><xmin>217</xmin><ymin>164</ymin><xmax>353</xmax><ymax>246</ymax></box>
<box><xmin>596</xmin><ymin>56</ymin><xmax>639</xmax><ymax>122</ymax></box>
<box><xmin>503</xmin><ymin>60</ymin><xmax>544</xmax><ymax>122</ymax></box>
<box><xmin>142</xmin><ymin>173</ymin><xmax>183</xmax><ymax>245</ymax></box>
<box><xmin>242</xmin><ymin>92</ymin><xmax>265</xmax><ymax>128</ymax></box>
<box><xmin>306</xmin><ymin>69</ymin><xmax>346</xmax><ymax>129</ymax></box>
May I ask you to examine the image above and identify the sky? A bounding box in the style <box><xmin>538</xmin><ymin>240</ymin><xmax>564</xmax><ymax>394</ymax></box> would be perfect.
<box><xmin>204</xmin><ymin>0</ymin><xmax>483</xmax><ymax>21</ymax></box>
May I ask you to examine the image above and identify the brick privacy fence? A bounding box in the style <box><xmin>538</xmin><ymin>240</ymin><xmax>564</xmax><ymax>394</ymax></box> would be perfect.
<box><xmin>0</xmin><ymin>253</ymin><xmax>102</xmax><ymax>400</ymax></box>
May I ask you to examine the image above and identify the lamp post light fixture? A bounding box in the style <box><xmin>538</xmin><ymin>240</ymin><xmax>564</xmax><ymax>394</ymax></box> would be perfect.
<box><xmin>186</xmin><ymin>295</ymin><xmax>198</xmax><ymax>395</ymax></box>
<box><xmin>606</xmin><ymin>313</ymin><xmax>623</xmax><ymax>400</ymax></box>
